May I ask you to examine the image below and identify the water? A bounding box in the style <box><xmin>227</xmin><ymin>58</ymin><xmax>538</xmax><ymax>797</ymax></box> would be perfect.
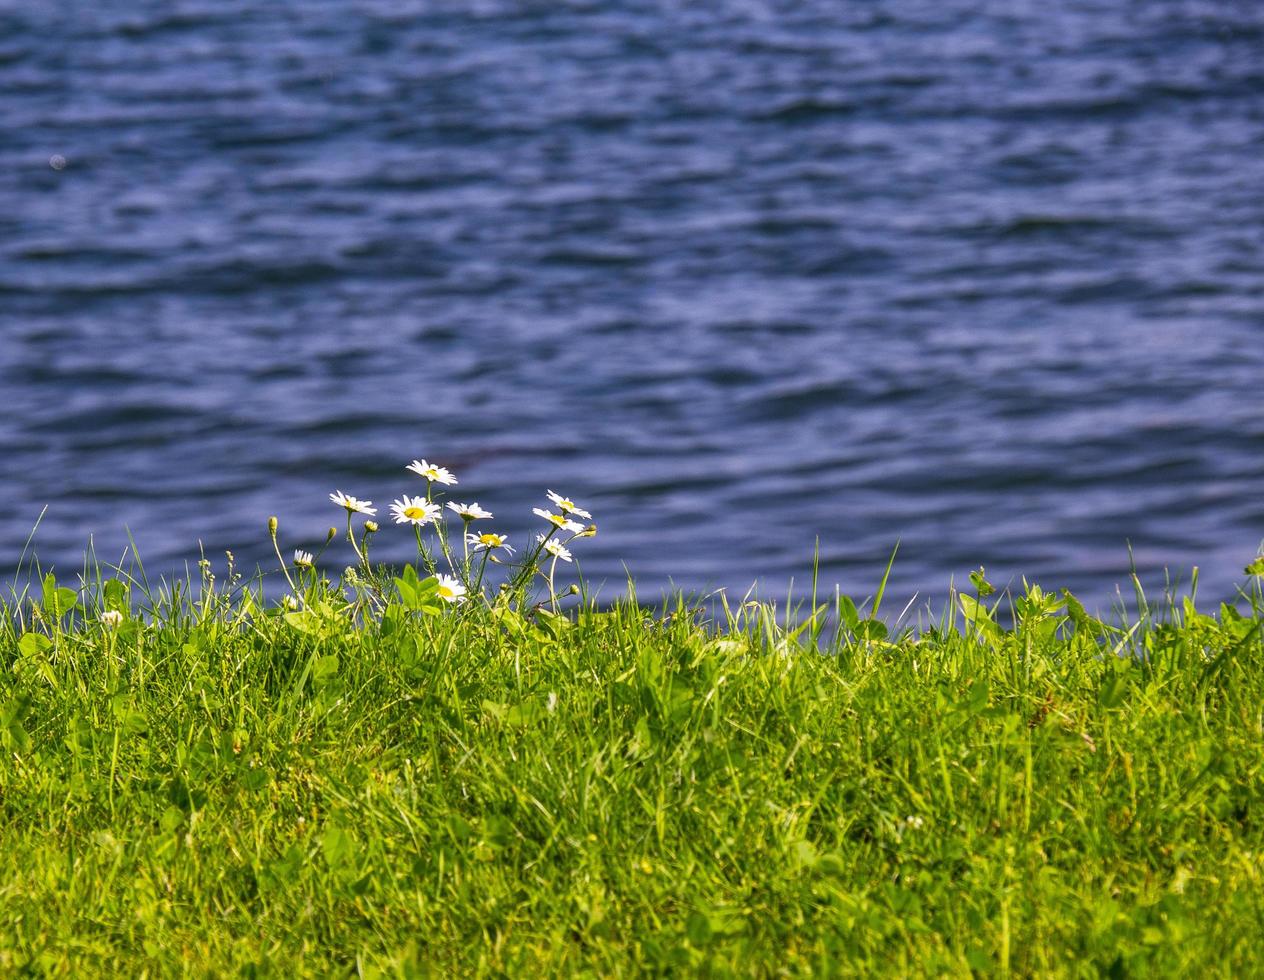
<box><xmin>2</xmin><ymin>0</ymin><xmax>1262</xmax><ymax>608</ymax></box>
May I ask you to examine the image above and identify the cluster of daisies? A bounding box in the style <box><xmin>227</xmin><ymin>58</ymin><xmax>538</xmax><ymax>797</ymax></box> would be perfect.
<box><xmin>311</xmin><ymin>458</ymin><xmax>595</xmax><ymax>606</ymax></box>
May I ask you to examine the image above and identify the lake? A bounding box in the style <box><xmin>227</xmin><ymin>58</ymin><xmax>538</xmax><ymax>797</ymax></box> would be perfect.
<box><xmin>2</xmin><ymin>0</ymin><xmax>1262</xmax><ymax>608</ymax></box>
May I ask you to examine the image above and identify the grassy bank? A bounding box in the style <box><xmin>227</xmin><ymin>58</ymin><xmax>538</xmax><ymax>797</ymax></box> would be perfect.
<box><xmin>5</xmin><ymin>459</ymin><xmax>1264</xmax><ymax>975</ymax></box>
<box><xmin>2</xmin><ymin>558</ymin><xmax>1263</xmax><ymax>976</ymax></box>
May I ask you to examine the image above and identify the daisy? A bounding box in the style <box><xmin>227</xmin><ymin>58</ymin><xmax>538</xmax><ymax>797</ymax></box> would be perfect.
<box><xmin>447</xmin><ymin>501</ymin><xmax>493</xmax><ymax>521</ymax></box>
<box><xmin>533</xmin><ymin>507</ymin><xmax>584</xmax><ymax>533</ymax></box>
<box><xmin>435</xmin><ymin>573</ymin><xmax>467</xmax><ymax>603</ymax></box>
<box><xmin>391</xmin><ymin>495</ymin><xmax>441</xmax><ymax>526</ymax></box>
<box><xmin>330</xmin><ymin>490</ymin><xmax>376</xmax><ymax>516</ymax></box>
<box><xmin>546</xmin><ymin>490</ymin><xmax>592</xmax><ymax>519</ymax></box>
<box><xmin>293</xmin><ymin>549</ymin><xmax>314</xmax><ymax>568</ymax></box>
<box><xmin>406</xmin><ymin>459</ymin><xmax>458</xmax><ymax>485</ymax></box>
<box><xmin>536</xmin><ymin>535</ymin><xmax>573</xmax><ymax>562</ymax></box>
<box><xmin>467</xmin><ymin>531</ymin><xmax>513</xmax><ymax>554</ymax></box>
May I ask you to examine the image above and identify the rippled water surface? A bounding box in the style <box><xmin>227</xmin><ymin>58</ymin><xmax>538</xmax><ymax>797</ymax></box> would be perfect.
<box><xmin>3</xmin><ymin>0</ymin><xmax>1262</xmax><ymax>605</ymax></box>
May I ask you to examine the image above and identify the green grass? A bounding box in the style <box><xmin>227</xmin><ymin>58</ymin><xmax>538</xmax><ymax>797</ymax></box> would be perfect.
<box><xmin>2</xmin><ymin>555</ymin><xmax>1263</xmax><ymax>976</ymax></box>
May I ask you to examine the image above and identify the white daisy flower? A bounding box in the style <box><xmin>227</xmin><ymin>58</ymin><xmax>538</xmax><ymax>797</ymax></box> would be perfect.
<box><xmin>330</xmin><ymin>490</ymin><xmax>376</xmax><ymax>515</ymax></box>
<box><xmin>536</xmin><ymin>534</ymin><xmax>573</xmax><ymax>562</ymax></box>
<box><xmin>435</xmin><ymin>574</ymin><xmax>467</xmax><ymax>603</ymax></box>
<box><xmin>447</xmin><ymin>501</ymin><xmax>493</xmax><ymax>520</ymax></box>
<box><xmin>390</xmin><ymin>495</ymin><xmax>441</xmax><ymax>526</ymax></box>
<box><xmin>467</xmin><ymin>531</ymin><xmax>513</xmax><ymax>554</ymax></box>
<box><xmin>293</xmin><ymin>549</ymin><xmax>314</xmax><ymax>568</ymax></box>
<box><xmin>546</xmin><ymin>490</ymin><xmax>592</xmax><ymax>519</ymax></box>
<box><xmin>100</xmin><ymin>609</ymin><xmax>124</xmax><ymax>628</ymax></box>
<box><xmin>406</xmin><ymin>459</ymin><xmax>458</xmax><ymax>485</ymax></box>
<box><xmin>533</xmin><ymin>507</ymin><xmax>584</xmax><ymax>533</ymax></box>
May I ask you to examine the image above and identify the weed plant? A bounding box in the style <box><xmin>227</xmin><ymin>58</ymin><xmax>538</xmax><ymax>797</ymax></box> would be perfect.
<box><xmin>2</xmin><ymin>462</ymin><xmax>1263</xmax><ymax>975</ymax></box>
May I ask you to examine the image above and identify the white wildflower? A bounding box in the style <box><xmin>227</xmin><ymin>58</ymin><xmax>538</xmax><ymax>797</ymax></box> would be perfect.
<box><xmin>532</xmin><ymin>508</ymin><xmax>583</xmax><ymax>533</ymax></box>
<box><xmin>406</xmin><ymin>459</ymin><xmax>458</xmax><ymax>485</ymax></box>
<box><xmin>390</xmin><ymin>495</ymin><xmax>441</xmax><ymax>526</ymax></box>
<box><xmin>467</xmin><ymin>531</ymin><xmax>513</xmax><ymax>554</ymax></box>
<box><xmin>447</xmin><ymin>501</ymin><xmax>493</xmax><ymax>521</ymax></box>
<box><xmin>329</xmin><ymin>490</ymin><xmax>376</xmax><ymax>515</ymax></box>
<box><xmin>537</xmin><ymin>535</ymin><xmax>573</xmax><ymax>562</ymax></box>
<box><xmin>546</xmin><ymin>490</ymin><xmax>592</xmax><ymax>519</ymax></box>
<box><xmin>435</xmin><ymin>574</ymin><xmax>467</xmax><ymax>603</ymax></box>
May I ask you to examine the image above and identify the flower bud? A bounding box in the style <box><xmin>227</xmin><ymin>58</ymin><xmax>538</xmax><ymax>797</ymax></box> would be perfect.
<box><xmin>364</xmin><ymin>520</ymin><xmax>379</xmax><ymax>533</ymax></box>
<box><xmin>268</xmin><ymin>516</ymin><xmax>279</xmax><ymax>537</ymax></box>
<box><xmin>326</xmin><ymin>527</ymin><xmax>338</xmax><ymax>542</ymax></box>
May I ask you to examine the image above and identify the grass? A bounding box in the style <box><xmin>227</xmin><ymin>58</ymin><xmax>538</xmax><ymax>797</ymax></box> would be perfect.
<box><xmin>2</xmin><ymin>548</ymin><xmax>1263</xmax><ymax>978</ymax></box>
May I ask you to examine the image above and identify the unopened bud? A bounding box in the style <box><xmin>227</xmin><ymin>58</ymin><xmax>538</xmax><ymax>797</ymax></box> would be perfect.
<box><xmin>268</xmin><ymin>516</ymin><xmax>278</xmax><ymax>537</ymax></box>
<box><xmin>567</xmin><ymin>584</ymin><xmax>580</xmax><ymax>595</ymax></box>
<box><xmin>326</xmin><ymin>527</ymin><xmax>338</xmax><ymax>542</ymax></box>
<box><xmin>364</xmin><ymin>520</ymin><xmax>379</xmax><ymax>533</ymax></box>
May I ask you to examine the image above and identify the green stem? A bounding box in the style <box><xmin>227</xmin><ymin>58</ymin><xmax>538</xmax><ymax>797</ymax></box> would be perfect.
<box><xmin>474</xmin><ymin>550</ymin><xmax>491</xmax><ymax>601</ymax></box>
<box><xmin>270</xmin><ymin>527</ymin><xmax>298</xmax><ymax>596</ymax></box>
<box><xmin>346</xmin><ymin>514</ymin><xmax>367</xmax><ymax>568</ymax></box>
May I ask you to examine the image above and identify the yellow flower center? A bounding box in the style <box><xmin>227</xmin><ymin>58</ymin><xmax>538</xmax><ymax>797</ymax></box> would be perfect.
<box><xmin>558</xmin><ymin>499</ymin><xmax>574</xmax><ymax>510</ymax></box>
<box><xmin>439</xmin><ymin>585</ymin><xmax>455</xmax><ymax>599</ymax></box>
<box><xmin>479</xmin><ymin>534</ymin><xmax>501</xmax><ymax>546</ymax></box>
<box><xmin>403</xmin><ymin>506</ymin><xmax>426</xmax><ymax>520</ymax></box>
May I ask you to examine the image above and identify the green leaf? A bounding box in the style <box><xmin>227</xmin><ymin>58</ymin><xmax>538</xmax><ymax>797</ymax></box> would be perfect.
<box><xmin>160</xmin><ymin>805</ymin><xmax>187</xmax><ymax>833</ymax></box>
<box><xmin>42</xmin><ymin>573</ymin><xmax>79</xmax><ymax>618</ymax></box>
<box><xmin>855</xmin><ymin>619</ymin><xmax>888</xmax><ymax>641</ymax></box>
<box><xmin>394</xmin><ymin>568</ymin><xmax>441</xmax><ymax>611</ymax></box>
<box><xmin>284</xmin><ymin>609</ymin><xmax>320</xmax><ymax>634</ymax></box>
<box><xmin>311</xmin><ymin>654</ymin><xmax>340</xmax><ymax>684</ymax></box>
<box><xmin>18</xmin><ymin>632</ymin><xmax>51</xmax><ymax>658</ymax></box>
<box><xmin>322</xmin><ymin>824</ymin><xmax>357</xmax><ymax>870</ymax></box>
<box><xmin>533</xmin><ymin>608</ymin><xmax>570</xmax><ymax>640</ymax></box>
<box><xmin>102</xmin><ymin>578</ymin><xmax>129</xmax><ymax>612</ymax></box>
<box><xmin>969</xmin><ymin>567</ymin><xmax>996</xmax><ymax>597</ymax></box>
<box><xmin>959</xmin><ymin>593</ymin><xmax>991</xmax><ymax>624</ymax></box>
<box><xmin>1099</xmin><ymin>672</ymin><xmax>1129</xmax><ymax>709</ymax></box>
<box><xmin>0</xmin><ymin>696</ymin><xmax>33</xmax><ymax>754</ymax></box>
<box><xmin>836</xmin><ymin>594</ymin><xmax>860</xmax><ymax>631</ymax></box>
<box><xmin>963</xmin><ymin>679</ymin><xmax>990</xmax><ymax>716</ymax></box>
<box><xmin>111</xmin><ymin>696</ymin><xmax>148</xmax><ymax>735</ymax></box>
<box><xmin>1245</xmin><ymin>557</ymin><xmax>1264</xmax><ymax>576</ymax></box>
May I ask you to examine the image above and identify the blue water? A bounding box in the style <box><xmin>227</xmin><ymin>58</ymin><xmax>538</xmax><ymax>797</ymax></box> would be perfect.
<box><xmin>2</xmin><ymin>1</ymin><xmax>1262</xmax><ymax>607</ymax></box>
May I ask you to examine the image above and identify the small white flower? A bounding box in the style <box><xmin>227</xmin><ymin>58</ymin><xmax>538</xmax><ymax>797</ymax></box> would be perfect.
<box><xmin>448</xmin><ymin>501</ymin><xmax>493</xmax><ymax>521</ymax></box>
<box><xmin>293</xmin><ymin>550</ymin><xmax>314</xmax><ymax>568</ymax></box>
<box><xmin>406</xmin><ymin>459</ymin><xmax>458</xmax><ymax>485</ymax></box>
<box><xmin>435</xmin><ymin>574</ymin><xmax>467</xmax><ymax>603</ymax></box>
<box><xmin>546</xmin><ymin>490</ymin><xmax>592</xmax><ymax>519</ymax></box>
<box><xmin>467</xmin><ymin>531</ymin><xmax>513</xmax><ymax>554</ymax></box>
<box><xmin>904</xmin><ymin>815</ymin><xmax>925</xmax><ymax>830</ymax></box>
<box><xmin>329</xmin><ymin>490</ymin><xmax>376</xmax><ymax>515</ymax></box>
<box><xmin>537</xmin><ymin>535</ymin><xmax>573</xmax><ymax>562</ymax></box>
<box><xmin>533</xmin><ymin>508</ymin><xmax>584</xmax><ymax>533</ymax></box>
<box><xmin>282</xmin><ymin>595</ymin><xmax>299</xmax><ymax>610</ymax></box>
<box><xmin>100</xmin><ymin>609</ymin><xmax>124</xmax><ymax>628</ymax></box>
<box><xmin>390</xmin><ymin>495</ymin><xmax>441</xmax><ymax>526</ymax></box>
